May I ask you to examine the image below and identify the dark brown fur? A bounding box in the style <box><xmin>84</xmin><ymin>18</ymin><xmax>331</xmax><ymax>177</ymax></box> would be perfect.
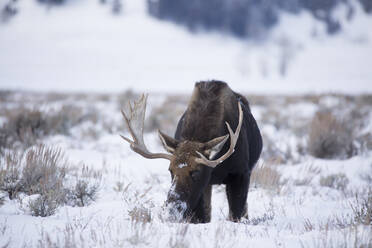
<box><xmin>164</xmin><ymin>80</ymin><xmax>262</xmax><ymax>223</ymax></box>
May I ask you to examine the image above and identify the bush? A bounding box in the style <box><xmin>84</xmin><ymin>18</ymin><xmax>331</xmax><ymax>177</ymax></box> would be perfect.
<box><xmin>128</xmin><ymin>206</ymin><xmax>152</xmax><ymax>224</ymax></box>
<box><xmin>2</xmin><ymin>109</ymin><xmax>45</xmax><ymax>149</ymax></box>
<box><xmin>0</xmin><ymin>146</ymin><xmax>101</xmax><ymax>216</ymax></box>
<box><xmin>28</xmin><ymin>192</ymin><xmax>60</xmax><ymax>217</ymax></box>
<box><xmin>0</xmin><ymin>146</ymin><xmax>68</xmax><ymax>217</ymax></box>
<box><xmin>66</xmin><ymin>180</ymin><xmax>99</xmax><ymax>207</ymax></box>
<box><xmin>351</xmin><ymin>189</ymin><xmax>372</xmax><ymax>225</ymax></box>
<box><xmin>0</xmin><ymin>193</ymin><xmax>5</xmax><ymax>206</ymax></box>
<box><xmin>308</xmin><ymin>111</ymin><xmax>354</xmax><ymax>159</ymax></box>
<box><xmin>65</xmin><ymin>165</ymin><xmax>101</xmax><ymax>207</ymax></box>
<box><xmin>0</xmin><ymin>105</ymin><xmax>90</xmax><ymax>152</ymax></box>
<box><xmin>21</xmin><ymin>145</ymin><xmax>67</xmax><ymax>198</ymax></box>
<box><xmin>319</xmin><ymin>173</ymin><xmax>349</xmax><ymax>191</ymax></box>
<box><xmin>21</xmin><ymin>146</ymin><xmax>67</xmax><ymax>217</ymax></box>
<box><xmin>250</xmin><ymin>162</ymin><xmax>283</xmax><ymax>193</ymax></box>
<box><xmin>0</xmin><ymin>151</ymin><xmax>22</xmax><ymax>199</ymax></box>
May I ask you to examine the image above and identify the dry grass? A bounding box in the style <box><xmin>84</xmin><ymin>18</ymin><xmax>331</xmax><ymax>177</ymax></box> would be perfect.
<box><xmin>168</xmin><ymin>224</ymin><xmax>189</xmax><ymax>248</ymax></box>
<box><xmin>300</xmin><ymin>226</ymin><xmax>372</xmax><ymax>248</ymax></box>
<box><xmin>0</xmin><ymin>105</ymin><xmax>95</xmax><ymax>152</ymax></box>
<box><xmin>250</xmin><ymin>162</ymin><xmax>284</xmax><ymax>193</ymax></box>
<box><xmin>1</xmin><ymin>91</ymin><xmax>372</xmax><ymax>247</ymax></box>
<box><xmin>128</xmin><ymin>206</ymin><xmax>152</xmax><ymax>224</ymax></box>
<box><xmin>22</xmin><ymin>145</ymin><xmax>68</xmax><ymax>216</ymax></box>
<box><xmin>319</xmin><ymin>173</ymin><xmax>349</xmax><ymax>191</ymax></box>
<box><xmin>247</xmin><ymin>201</ymin><xmax>276</xmax><ymax>225</ymax></box>
<box><xmin>308</xmin><ymin>111</ymin><xmax>354</xmax><ymax>159</ymax></box>
<box><xmin>113</xmin><ymin>181</ymin><xmax>131</xmax><ymax>193</ymax></box>
<box><xmin>0</xmin><ymin>219</ymin><xmax>10</xmax><ymax>248</ymax></box>
<box><xmin>28</xmin><ymin>192</ymin><xmax>60</xmax><ymax>217</ymax></box>
<box><xmin>351</xmin><ymin>189</ymin><xmax>372</xmax><ymax>226</ymax></box>
<box><xmin>248</xmin><ymin>94</ymin><xmax>371</xmax><ymax>161</ymax></box>
<box><xmin>66</xmin><ymin>164</ymin><xmax>101</xmax><ymax>207</ymax></box>
<box><xmin>0</xmin><ymin>195</ymin><xmax>5</xmax><ymax>206</ymax></box>
<box><xmin>67</xmin><ymin>180</ymin><xmax>99</xmax><ymax>207</ymax></box>
<box><xmin>0</xmin><ymin>145</ymin><xmax>103</xmax><ymax>216</ymax></box>
<box><xmin>36</xmin><ymin>225</ymin><xmax>80</xmax><ymax>248</ymax></box>
<box><xmin>293</xmin><ymin>164</ymin><xmax>321</xmax><ymax>186</ymax></box>
<box><xmin>0</xmin><ymin>151</ymin><xmax>22</xmax><ymax>199</ymax></box>
<box><xmin>1</xmin><ymin>145</ymin><xmax>68</xmax><ymax>204</ymax></box>
<box><xmin>22</xmin><ymin>145</ymin><xmax>67</xmax><ymax>196</ymax></box>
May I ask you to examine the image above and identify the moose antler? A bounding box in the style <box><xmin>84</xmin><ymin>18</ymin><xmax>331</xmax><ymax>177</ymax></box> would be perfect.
<box><xmin>121</xmin><ymin>94</ymin><xmax>173</xmax><ymax>160</ymax></box>
<box><xmin>195</xmin><ymin>101</ymin><xmax>243</xmax><ymax>168</ymax></box>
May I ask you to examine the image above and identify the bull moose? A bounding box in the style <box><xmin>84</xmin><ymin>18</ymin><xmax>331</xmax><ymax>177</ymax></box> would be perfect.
<box><xmin>121</xmin><ymin>81</ymin><xmax>262</xmax><ymax>223</ymax></box>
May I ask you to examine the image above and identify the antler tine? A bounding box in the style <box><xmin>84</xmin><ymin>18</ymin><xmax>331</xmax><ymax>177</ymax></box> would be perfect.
<box><xmin>195</xmin><ymin>101</ymin><xmax>243</xmax><ymax>168</ymax></box>
<box><xmin>121</xmin><ymin>109</ymin><xmax>137</xmax><ymax>145</ymax></box>
<box><xmin>120</xmin><ymin>94</ymin><xmax>173</xmax><ymax>161</ymax></box>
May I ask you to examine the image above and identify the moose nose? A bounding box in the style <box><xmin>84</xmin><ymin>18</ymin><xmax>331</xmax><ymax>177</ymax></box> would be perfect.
<box><xmin>166</xmin><ymin>188</ymin><xmax>187</xmax><ymax>203</ymax></box>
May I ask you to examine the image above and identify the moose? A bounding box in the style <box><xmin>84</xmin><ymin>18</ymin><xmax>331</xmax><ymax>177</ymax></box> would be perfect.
<box><xmin>121</xmin><ymin>81</ymin><xmax>262</xmax><ymax>223</ymax></box>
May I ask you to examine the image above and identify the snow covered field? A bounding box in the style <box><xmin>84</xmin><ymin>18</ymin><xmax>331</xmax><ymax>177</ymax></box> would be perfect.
<box><xmin>0</xmin><ymin>90</ymin><xmax>371</xmax><ymax>247</ymax></box>
<box><xmin>0</xmin><ymin>0</ymin><xmax>371</xmax><ymax>94</ymax></box>
<box><xmin>0</xmin><ymin>0</ymin><xmax>372</xmax><ymax>247</ymax></box>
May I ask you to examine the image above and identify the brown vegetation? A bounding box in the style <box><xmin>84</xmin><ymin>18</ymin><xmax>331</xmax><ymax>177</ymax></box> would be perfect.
<box><xmin>308</xmin><ymin>111</ymin><xmax>354</xmax><ymax>159</ymax></box>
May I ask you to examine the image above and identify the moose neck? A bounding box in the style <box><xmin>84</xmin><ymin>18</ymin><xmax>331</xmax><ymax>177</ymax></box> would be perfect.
<box><xmin>180</xmin><ymin>81</ymin><xmax>236</xmax><ymax>142</ymax></box>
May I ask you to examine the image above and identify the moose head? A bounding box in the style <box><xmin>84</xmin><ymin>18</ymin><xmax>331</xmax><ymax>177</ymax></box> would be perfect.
<box><xmin>121</xmin><ymin>94</ymin><xmax>243</xmax><ymax>221</ymax></box>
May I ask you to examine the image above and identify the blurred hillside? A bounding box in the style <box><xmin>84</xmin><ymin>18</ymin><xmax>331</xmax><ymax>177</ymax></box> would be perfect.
<box><xmin>0</xmin><ymin>0</ymin><xmax>371</xmax><ymax>93</ymax></box>
<box><xmin>147</xmin><ymin>0</ymin><xmax>371</xmax><ymax>38</ymax></box>
<box><xmin>3</xmin><ymin>0</ymin><xmax>371</xmax><ymax>38</ymax></box>
<box><xmin>2</xmin><ymin>0</ymin><xmax>371</xmax><ymax>39</ymax></box>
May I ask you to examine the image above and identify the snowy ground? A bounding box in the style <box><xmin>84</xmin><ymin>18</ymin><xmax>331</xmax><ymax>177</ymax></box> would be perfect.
<box><xmin>0</xmin><ymin>0</ymin><xmax>371</xmax><ymax>94</ymax></box>
<box><xmin>0</xmin><ymin>0</ymin><xmax>371</xmax><ymax>246</ymax></box>
<box><xmin>0</xmin><ymin>90</ymin><xmax>371</xmax><ymax>247</ymax></box>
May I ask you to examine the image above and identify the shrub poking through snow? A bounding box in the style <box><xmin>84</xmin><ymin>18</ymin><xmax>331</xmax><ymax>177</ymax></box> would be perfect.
<box><xmin>0</xmin><ymin>105</ymin><xmax>93</xmax><ymax>152</ymax></box>
<box><xmin>21</xmin><ymin>145</ymin><xmax>68</xmax><ymax>216</ymax></box>
<box><xmin>250</xmin><ymin>162</ymin><xmax>283</xmax><ymax>193</ymax></box>
<box><xmin>65</xmin><ymin>165</ymin><xmax>101</xmax><ymax>207</ymax></box>
<box><xmin>28</xmin><ymin>192</ymin><xmax>60</xmax><ymax>217</ymax></box>
<box><xmin>128</xmin><ymin>206</ymin><xmax>152</xmax><ymax>224</ymax></box>
<box><xmin>0</xmin><ymin>109</ymin><xmax>44</xmax><ymax>150</ymax></box>
<box><xmin>21</xmin><ymin>145</ymin><xmax>67</xmax><ymax>197</ymax></box>
<box><xmin>0</xmin><ymin>193</ymin><xmax>5</xmax><ymax>206</ymax></box>
<box><xmin>66</xmin><ymin>180</ymin><xmax>99</xmax><ymax>207</ymax></box>
<box><xmin>0</xmin><ymin>151</ymin><xmax>22</xmax><ymax>199</ymax></box>
<box><xmin>319</xmin><ymin>173</ymin><xmax>349</xmax><ymax>191</ymax></box>
<box><xmin>0</xmin><ymin>146</ymin><xmax>102</xmax><ymax>216</ymax></box>
<box><xmin>308</xmin><ymin>111</ymin><xmax>354</xmax><ymax>159</ymax></box>
<box><xmin>351</xmin><ymin>189</ymin><xmax>372</xmax><ymax>225</ymax></box>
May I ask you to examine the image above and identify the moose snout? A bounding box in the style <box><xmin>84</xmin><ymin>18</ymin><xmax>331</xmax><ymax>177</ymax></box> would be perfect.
<box><xmin>165</xmin><ymin>190</ymin><xmax>188</xmax><ymax>220</ymax></box>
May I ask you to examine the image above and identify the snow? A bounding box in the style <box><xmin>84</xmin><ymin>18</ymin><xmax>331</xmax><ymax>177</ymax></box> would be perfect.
<box><xmin>0</xmin><ymin>1</ymin><xmax>372</xmax><ymax>247</ymax></box>
<box><xmin>0</xmin><ymin>0</ymin><xmax>371</xmax><ymax>94</ymax></box>
<box><xmin>1</xmin><ymin>91</ymin><xmax>371</xmax><ymax>247</ymax></box>
<box><xmin>178</xmin><ymin>163</ymin><xmax>187</xmax><ymax>169</ymax></box>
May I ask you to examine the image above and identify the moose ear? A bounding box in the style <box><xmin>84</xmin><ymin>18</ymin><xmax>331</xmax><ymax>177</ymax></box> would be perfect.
<box><xmin>203</xmin><ymin>134</ymin><xmax>229</xmax><ymax>160</ymax></box>
<box><xmin>158</xmin><ymin>130</ymin><xmax>179</xmax><ymax>154</ymax></box>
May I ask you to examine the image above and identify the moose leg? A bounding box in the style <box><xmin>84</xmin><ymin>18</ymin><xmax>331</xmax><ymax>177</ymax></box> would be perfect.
<box><xmin>191</xmin><ymin>184</ymin><xmax>212</xmax><ymax>223</ymax></box>
<box><xmin>226</xmin><ymin>172</ymin><xmax>250</xmax><ymax>221</ymax></box>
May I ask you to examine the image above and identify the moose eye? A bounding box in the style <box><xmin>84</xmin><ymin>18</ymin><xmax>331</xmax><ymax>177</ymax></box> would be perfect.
<box><xmin>190</xmin><ymin>170</ymin><xmax>201</xmax><ymax>181</ymax></box>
